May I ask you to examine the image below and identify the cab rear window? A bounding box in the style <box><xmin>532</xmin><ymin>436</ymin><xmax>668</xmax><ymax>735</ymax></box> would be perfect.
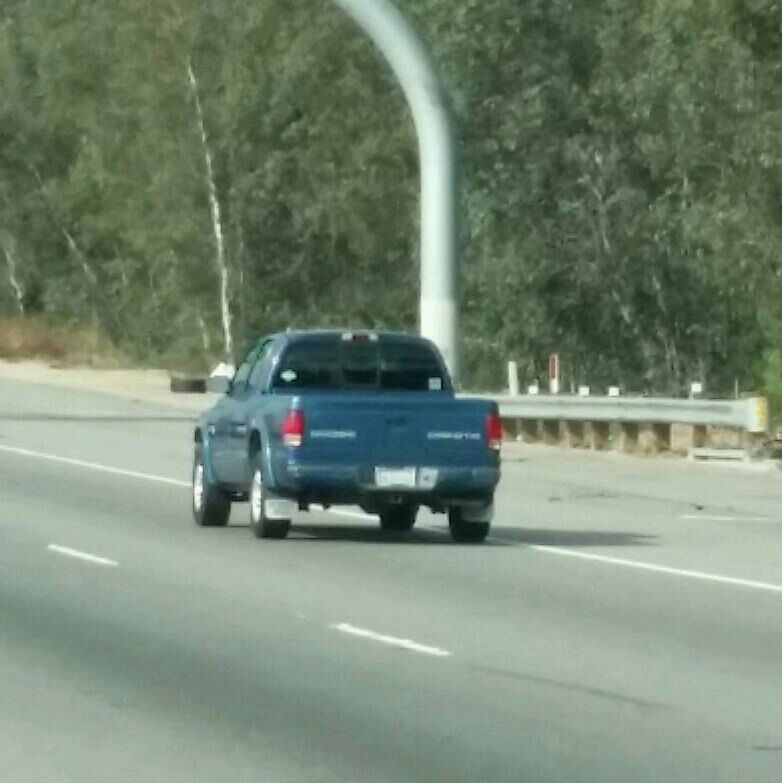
<box><xmin>272</xmin><ymin>338</ymin><xmax>449</xmax><ymax>392</ymax></box>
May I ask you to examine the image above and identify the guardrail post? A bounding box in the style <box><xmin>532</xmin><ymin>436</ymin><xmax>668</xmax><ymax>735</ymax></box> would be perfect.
<box><xmin>520</xmin><ymin>419</ymin><xmax>539</xmax><ymax>443</ymax></box>
<box><xmin>693</xmin><ymin>425</ymin><xmax>708</xmax><ymax>449</ymax></box>
<box><xmin>619</xmin><ymin>422</ymin><xmax>639</xmax><ymax>453</ymax></box>
<box><xmin>501</xmin><ymin>416</ymin><xmax>519</xmax><ymax>441</ymax></box>
<box><xmin>670</xmin><ymin>424</ymin><xmax>691</xmax><ymax>456</ymax></box>
<box><xmin>542</xmin><ymin>420</ymin><xmax>560</xmax><ymax>446</ymax></box>
<box><xmin>588</xmin><ymin>422</ymin><xmax>611</xmax><ymax>450</ymax></box>
<box><xmin>564</xmin><ymin>420</ymin><xmax>586</xmax><ymax>448</ymax></box>
<box><xmin>652</xmin><ymin>423</ymin><xmax>671</xmax><ymax>453</ymax></box>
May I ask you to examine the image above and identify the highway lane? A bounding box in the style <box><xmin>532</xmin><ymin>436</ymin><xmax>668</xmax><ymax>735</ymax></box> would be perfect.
<box><xmin>2</xmin><ymin>378</ymin><xmax>782</xmax><ymax>782</ymax></box>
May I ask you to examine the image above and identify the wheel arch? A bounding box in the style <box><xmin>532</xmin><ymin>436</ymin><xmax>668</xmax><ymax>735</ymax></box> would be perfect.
<box><xmin>193</xmin><ymin>426</ymin><xmax>217</xmax><ymax>485</ymax></box>
<box><xmin>248</xmin><ymin>423</ymin><xmax>277</xmax><ymax>490</ymax></box>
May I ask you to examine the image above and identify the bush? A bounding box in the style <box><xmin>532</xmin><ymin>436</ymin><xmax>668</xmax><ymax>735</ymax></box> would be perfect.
<box><xmin>0</xmin><ymin>316</ymin><xmax>128</xmax><ymax>367</ymax></box>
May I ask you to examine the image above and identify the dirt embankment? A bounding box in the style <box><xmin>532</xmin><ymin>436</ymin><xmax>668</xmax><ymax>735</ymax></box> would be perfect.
<box><xmin>0</xmin><ymin>358</ymin><xmax>215</xmax><ymax>413</ymax></box>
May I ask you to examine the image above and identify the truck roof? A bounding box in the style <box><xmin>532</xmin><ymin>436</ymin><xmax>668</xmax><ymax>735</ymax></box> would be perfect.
<box><xmin>276</xmin><ymin>329</ymin><xmax>435</xmax><ymax>345</ymax></box>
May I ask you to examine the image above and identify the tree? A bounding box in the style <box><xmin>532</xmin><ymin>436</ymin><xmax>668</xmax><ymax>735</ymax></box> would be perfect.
<box><xmin>1</xmin><ymin>0</ymin><xmax>781</xmax><ymax>400</ymax></box>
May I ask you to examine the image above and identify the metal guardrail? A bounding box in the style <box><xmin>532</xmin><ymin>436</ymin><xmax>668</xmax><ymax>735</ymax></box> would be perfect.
<box><xmin>467</xmin><ymin>394</ymin><xmax>769</xmax><ymax>434</ymax></box>
<box><xmin>173</xmin><ymin>372</ymin><xmax>769</xmax><ymax>436</ymax></box>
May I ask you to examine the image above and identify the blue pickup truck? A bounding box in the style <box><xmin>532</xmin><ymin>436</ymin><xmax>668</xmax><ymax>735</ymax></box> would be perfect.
<box><xmin>192</xmin><ymin>330</ymin><xmax>502</xmax><ymax>543</ymax></box>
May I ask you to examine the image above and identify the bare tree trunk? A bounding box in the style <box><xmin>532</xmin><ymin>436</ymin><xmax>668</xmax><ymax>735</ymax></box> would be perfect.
<box><xmin>61</xmin><ymin>224</ymin><xmax>97</xmax><ymax>286</ymax></box>
<box><xmin>3</xmin><ymin>245</ymin><xmax>25</xmax><ymax>314</ymax></box>
<box><xmin>29</xmin><ymin>163</ymin><xmax>101</xmax><ymax>328</ymax></box>
<box><xmin>29</xmin><ymin>165</ymin><xmax>97</xmax><ymax>289</ymax></box>
<box><xmin>197</xmin><ymin>313</ymin><xmax>212</xmax><ymax>360</ymax></box>
<box><xmin>186</xmin><ymin>57</ymin><xmax>233</xmax><ymax>361</ymax></box>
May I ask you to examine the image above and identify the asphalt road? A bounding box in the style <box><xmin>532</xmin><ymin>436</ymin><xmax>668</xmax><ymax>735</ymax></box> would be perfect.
<box><xmin>2</xmin><ymin>377</ymin><xmax>782</xmax><ymax>782</ymax></box>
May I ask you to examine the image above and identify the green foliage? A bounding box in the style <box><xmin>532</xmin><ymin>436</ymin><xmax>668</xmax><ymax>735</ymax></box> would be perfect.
<box><xmin>1</xmin><ymin>0</ymin><xmax>781</xmax><ymax>397</ymax></box>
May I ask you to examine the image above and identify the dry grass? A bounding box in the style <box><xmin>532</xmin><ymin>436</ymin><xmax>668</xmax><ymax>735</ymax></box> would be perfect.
<box><xmin>0</xmin><ymin>316</ymin><xmax>129</xmax><ymax>368</ymax></box>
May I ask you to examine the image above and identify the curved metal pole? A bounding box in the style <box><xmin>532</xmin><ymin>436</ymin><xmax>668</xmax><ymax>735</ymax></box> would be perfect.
<box><xmin>330</xmin><ymin>0</ymin><xmax>459</xmax><ymax>381</ymax></box>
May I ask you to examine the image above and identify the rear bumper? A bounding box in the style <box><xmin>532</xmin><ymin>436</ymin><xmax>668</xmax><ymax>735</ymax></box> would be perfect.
<box><xmin>271</xmin><ymin>459</ymin><xmax>500</xmax><ymax>506</ymax></box>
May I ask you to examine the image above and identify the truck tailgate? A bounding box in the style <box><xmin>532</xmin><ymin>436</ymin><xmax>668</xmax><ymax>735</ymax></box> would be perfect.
<box><xmin>298</xmin><ymin>393</ymin><xmax>495</xmax><ymax>468</ymax></box>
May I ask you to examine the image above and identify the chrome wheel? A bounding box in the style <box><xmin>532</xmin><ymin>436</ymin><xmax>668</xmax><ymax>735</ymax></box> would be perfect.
<box><xmin>193</xmin><ymin>461</ymin><xmax>205</xmax><ymax>512</ymax></box>
<box><xmin>249</xmin><ymin>458</ymin><xmax>290</xmax><ymax>540</ymax></box>
<box><xmin>250</xmin><ymin>468</ymin><xmax>263</xmax><ymax>523</ymax></box>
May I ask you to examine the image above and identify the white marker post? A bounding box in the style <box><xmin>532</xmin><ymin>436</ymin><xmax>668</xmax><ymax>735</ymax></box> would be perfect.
<box><xmin>507</xmin><ymin>361</ymin><xmax>520</xmax><ymax>396</ymax></box>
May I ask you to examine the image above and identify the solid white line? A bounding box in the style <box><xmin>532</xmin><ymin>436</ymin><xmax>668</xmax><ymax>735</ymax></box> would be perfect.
<box><xmin>532</xmin><ymin>546</ymin><xmax>782</xmax><ymax>594</ymax></box>
<box><xmin>0</xmin><ymin>444</ymin><xmax>189</xmax><ymax>487</ymax></box>
<box><xmin>9</xmin><ymin>444</ymin><xmax>782</xmax><ymax>596</ymax></box>
<box><xmin>0</xmin><ymin>444</ymin><xmax>373</xmax><ymax>519</ymax></box>
<box><xmin>680</xmin><ymin>514</ymin><xmax>771</xmax><ymax>522</ymax></box>
<box><xmin>48</xmin><ymin>544</ymin><xmax>119</xmax><ymax>568</ymax></box>
<box><xmin>332</xmin><ymin>623</ymin><xmax>453</xmax><ymax>657</ymax></box>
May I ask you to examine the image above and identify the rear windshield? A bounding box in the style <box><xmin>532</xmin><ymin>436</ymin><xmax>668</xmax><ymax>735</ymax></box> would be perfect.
<box><xmin>272</xmin><ymin>338</ymin><xmax>450</xmax><ymax>392</ymax></box>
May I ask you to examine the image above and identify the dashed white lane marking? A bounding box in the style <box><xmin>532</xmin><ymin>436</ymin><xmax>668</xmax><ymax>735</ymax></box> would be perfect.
<box><xmin>9</xmin><ymin>444</ymin><xmax>782</xmax><ymax>595</ymax></box>
<box><xmin>680</xmin><ymin>514</ymin><xmax>772</xmax><ymax>522</ymax></box>
<box><xmin>532</xmin><ymin>546</ymin><xmax>782</xmax><ymax>594</ymax></box>
<box><xmin>0</xmin><ymin>444</ymin><xmax>189</xmax><ymax>487</ymax></box>
<box><xmin>332</xmin><ymin>623</ymin><xmax>452</xmax><ymax>657</ymax></box>
<box><xmin>48</xmin><ymin>544</ymin><xmax>119</xmax><ymax>568</ymax></box>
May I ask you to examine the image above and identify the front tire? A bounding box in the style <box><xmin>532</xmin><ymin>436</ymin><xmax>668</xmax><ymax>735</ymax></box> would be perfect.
<box><xmin>249</xmin><ymin>457</ymin><xmax>291</xmax><ymax>540</ymax></box>
<box><xmin>379</xmin><ymin>504</ymin><xmax>418</xmax><ymax>532</ymax></box>
<box><xmin>192</xmin><ymin>445</ymin><xmax>231</xmax><ymax>527</ymax></box>
<box><xmin>448</xmin><ymin>507</ymin><xmax>490</xmax><ymax>543</ymax></box>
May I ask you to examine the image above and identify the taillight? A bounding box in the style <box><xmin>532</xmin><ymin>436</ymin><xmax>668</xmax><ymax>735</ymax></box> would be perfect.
<box><xmin>282</xmin><ymin>410</ymin><xmax>304</xmax><ymax>447</ymax></box>
<box><xmin>487</xmin><ymin>410</ymin><xmax>503</xmax><ymax>452</ymax></box>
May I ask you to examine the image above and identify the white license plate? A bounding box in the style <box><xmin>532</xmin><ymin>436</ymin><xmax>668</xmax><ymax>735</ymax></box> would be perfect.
<box><xmin>375</xmin><ymin>467</ymin><xmax>417</xmax><ymax>488</ymax></box>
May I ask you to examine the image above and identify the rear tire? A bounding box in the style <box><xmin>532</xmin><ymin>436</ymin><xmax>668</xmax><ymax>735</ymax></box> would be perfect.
<box><xmin>379</xmin><ymin>504</ymin><xmax>418</xmax><ymax>532</ymax></box>
<box><xmin>249</xmin><ymin>456</ymin><xmax>291</xmax><ymax>540</ymax></box>
<box><xmin>192</xmin><ymin>445</ymin><xmax>231</xmax><ymax>527</ymax></box>
<box><xmin>448</xmin><ymin>508</ymin><xmax>490</xmax><ymax>543</ymax></box>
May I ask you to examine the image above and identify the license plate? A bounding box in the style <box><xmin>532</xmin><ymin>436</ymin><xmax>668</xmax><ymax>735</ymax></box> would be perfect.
<box><xmin>375</xmin><ymin>467</ymin><xmax>417</xmax><ymax>488</ymax></box>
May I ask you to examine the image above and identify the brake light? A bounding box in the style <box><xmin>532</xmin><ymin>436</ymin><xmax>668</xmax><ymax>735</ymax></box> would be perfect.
<box><xmin>282</xmin><ymin>410</ymin><xmax>304</xmax><ymax>447</ymax></box>
<box><xmin>487</xmin><ymin>410</ymin><xmax>503</xmax><ymax>452</ymax></box>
